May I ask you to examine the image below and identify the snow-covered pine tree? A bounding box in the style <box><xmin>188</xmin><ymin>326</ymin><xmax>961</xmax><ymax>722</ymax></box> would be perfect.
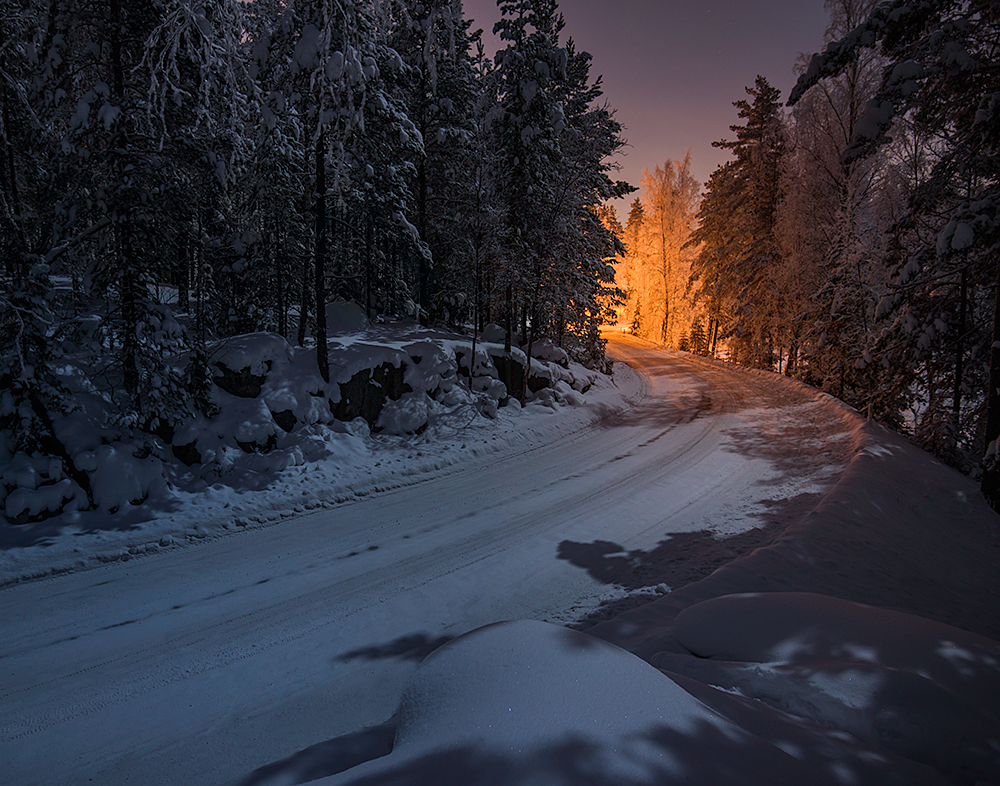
<box><xmin>791</xmin><ymin>0</ymin><xmax>1000</xmax><ymax>506</ymax></box>
<box><xmin>0</xmin><ymin>2</ymin><xmax>70</xmax><ymax>467</ymax></box>
<box><xmin>385</xmin><ymin>0</ymin><xmax>483</xmax><ymax>327</ymax></box>
<box><xmin>542</xmin><ymin>38</ymin><xmax>631</xmax><ymax>367</ymax></box>
<box><xmin>244</xmin><ymin>0</ymin><xmax>312</xmax><ymax>342</ymax></box>
<box><xmin>689</xmin><ymin>76</ymin><xmax>786</xmax><ymax>369</ymax></box>
<box><xmin>32</xmin><ymin>0</ymin><xmax>201</xmax><ymax>434</ymax></box>
<box><xmin>491</xmin><ymin>0</ymin><xmax>565</xmax><ymax>355</ymax></box>
<box><xmin>464</xmin><ymin>37</ymin><xmax>502</xmax><ymax>336</ymax></box>
<box><xmin>140</xmin><ymin>0</ymin><xmax>256</xmax><ymax>413</ymax></box>
<box><xmin>0</xmin><ymin>0</ymin><xmax>40</xmax><ymax>282</ymax></box>
<box><xmin>617</xmin><ymin>197</ymin><xmax>644</xmax><ymax>332</ymax></box>
<box><xmin>254</xmin><ymin>0</ymin><xmax>422</xmax><ymax>379</ymax></box>
<box><xmin>491</xmin><ymin>0</ymin><xmax>630</xmax><ymax>368</ymax></box>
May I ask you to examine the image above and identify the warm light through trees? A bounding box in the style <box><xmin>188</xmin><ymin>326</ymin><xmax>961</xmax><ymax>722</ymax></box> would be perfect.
<box><xmin>617</xmin><ymin>156</ymin><xmax>702</xmax><ymax>350</ymax></box>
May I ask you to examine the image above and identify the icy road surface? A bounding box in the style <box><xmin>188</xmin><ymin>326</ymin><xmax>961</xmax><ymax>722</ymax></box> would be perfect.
<box><xmin>0</xmin><ymin>335</ymin><xmax>860</xmax><ymax>786</ymax></box>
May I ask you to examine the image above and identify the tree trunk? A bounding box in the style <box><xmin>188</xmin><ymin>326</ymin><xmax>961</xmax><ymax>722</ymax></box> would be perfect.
<box><xmin>314</xmin><ymin>131</ymin><xmax>329</xmax><ymax>383</ymax></box>
<box><xmin>417</xmin><ymin>104</ymin><xmax>429</xmax><ymax>324</ymax></box>
<box><xmin>194</xmin><ymin>209</ymin><xmax>206</xmax><ymax>343</ymax></box>
<box><xmin>520</xmin><ymin>294</ymin><xmax>528</xmax><ymax>347</ymax></box>
<box><xmin>981</xmin><ymin>264</ymin><xmax>1000</xmax><ymax>513</ymax></box>
<box><xmin>121</xmin><ymin>230</ymin><xmax>140</xmax><ymax>408</ymax></box>
<box><xmin>275</xmin><ymin>220</ymin><xmax>287</xmax><ymax>339</ymax></box>
<box><xmin>110</xmin><ymin>0</ymin><xmax>125</xmax><ymax>98</ymax></box>
<box><xmin>297</xmin><ymin>256</ymin><xmax>309</xmax><ymax>347</ymax></box>
<box><xmin>365</xmin><ymin>209</ymin><xmax>374</xmax><ymax>320</ymax></box>
<box><xmin>177</xmin><ymin>232</ymin><xmax>190</xmax><ymax>313</ymax></box>
<box><xmin>1</xmin><ymin>83</ymin><xmax>27</xmax><ymax>281</ymax></box>
<box><xmin>524</xmin><ymin>291</ymin><xmax>539</xmax><ymax>401</ymax></box>
<box><xmin>504</xmin><ymin>281</ymin><xmax>513</xmax><ymax>354</ymax></box>
<box><xmin>953</xmin><ymin>267</ymin><xmax>968</xmax><ymax>446</ymax></box>
<box><xmin>470</xmin><ymin>234</ymin><xmax>482</xmax><ymax>390</ymax></box>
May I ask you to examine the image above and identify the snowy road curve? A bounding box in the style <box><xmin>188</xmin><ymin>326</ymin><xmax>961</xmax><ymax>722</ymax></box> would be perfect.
<box><xmin>0</xmin><ymin>335</ymin><xmax>860</xmax><ymax>786</ymax></box>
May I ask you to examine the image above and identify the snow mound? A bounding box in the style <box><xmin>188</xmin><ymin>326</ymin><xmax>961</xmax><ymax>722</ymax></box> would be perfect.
<box><xmin>375</xmin><ymin>391</ymin><xmax>431</xmax><ymax>435</ymax></box>
<box><xmin>210</xmin><ymin>331</ymin><xmax>292</xmax><ymax>377</ymax></box>
<box><xmin>320</xmin><ymin>619</ymin><xmax>905</xmax><ymax>786</ymax></box>
<box><xmin>326</xmin><ymin>300</ymin><xmax>369</xmax><ymax>334</ymax></box>
<box><xmin>660</xmin><ymin>592</ymin><xmax>1000</xmax><ymax>782</ymax></box>
<box><xmin>479</xmin><ymin>323</ymin><xmax>506</xmax><ymax>343</ymax></box>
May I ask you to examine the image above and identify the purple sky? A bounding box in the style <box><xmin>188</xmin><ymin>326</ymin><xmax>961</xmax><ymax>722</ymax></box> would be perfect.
<box><xmin>461</xmin><ymin>0</ymin><xmax>833</xmax><ymax>217</ymax></box>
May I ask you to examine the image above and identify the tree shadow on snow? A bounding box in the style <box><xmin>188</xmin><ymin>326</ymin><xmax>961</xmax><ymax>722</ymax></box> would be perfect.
<box><xmin>0</xmin><ymin>492</ymin><xmax>184</xmax><ymax>551</ymax></box>
<box><xmin>718</xmin><ymin>413</ymin><xmax>855</xmax><ymax>490</ymax></box>
<box><xmin>236</xmin><ymin>713</ymin><xmax>932</xmax><ymax>786</ymax></box>
<box><xmin>558</xmin><ymin>525</ymin><xmax>786</xmax><ymax>631</ymax></box>
<box><xmin>233</xmin><ymin>719</ymin><xmax>396</xmax><ymax>786</ymax></box>
<box><xmin>335</xmin><ymin>632</ymin><xmax>454</xmax><ymax>664</ymax></box>
<box><xmin>590</xmin><ymin>391</ymin><xmax>715</xmax><ymax>433</ymax></box>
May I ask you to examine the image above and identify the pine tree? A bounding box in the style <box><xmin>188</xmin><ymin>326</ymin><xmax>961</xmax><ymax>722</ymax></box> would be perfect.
<box><xmin>490</xmin><ymin>0</ymin><xmax>630</xmax><ymax>368</ymax></box>
<box><xmin>491</xmin><ymin>0</ymin><xmax>566</xmax><ymax>353</ymax></box>
<box><xmin>252</xmin><ymin>0</ymin><xmax>422</xmax><ymax>380</ymax></box>
<box><xmin>690</xmin><ymin>76</ymin><xmax>785</xmax><ymax>369</ymax></box>
<box><xmin>384</xmin><ymin>0</ymin><xmax>483</xmax><ymax>326</ymax></box>
<box><xmin>32</xmin><ymin>0</ymin><xmax>208</xmax><ymax>432</ymax></box>
<box><xmin>0</xmin><ymin>0</ymin><xmax>39</xmax><ymax>282</ymax></box>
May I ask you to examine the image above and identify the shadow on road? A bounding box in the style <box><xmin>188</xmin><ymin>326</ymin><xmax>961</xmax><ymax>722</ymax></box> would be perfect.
<box><xmin>558</xmin><ymin>523</ymin><xmax>787</xmax><ymax>631</ymax></box>
<box><xmin>234</xmin><ymin>719</ymin><xmax>396</xmax><ymax>786</ymax></box>
<box><xmin>336</xmin><ymin>633</ymin><xmax>454</xmax><ymax>664</ymax></box>
<box><xmin>231</xmin><ymin>710</ymin><xmax>921</xmax><ymax>786</ymax></box>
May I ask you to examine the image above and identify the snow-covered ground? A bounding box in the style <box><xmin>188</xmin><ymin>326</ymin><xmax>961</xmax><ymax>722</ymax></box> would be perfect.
<box><xmin>2</xmin><ymin>331</ymin><xmax>998</xmax><ymax>786</ymax></box>
<box><xmin>1</xmin><ymin>309</ymin><xmax>603</xmax><ymax>584</ymax></box>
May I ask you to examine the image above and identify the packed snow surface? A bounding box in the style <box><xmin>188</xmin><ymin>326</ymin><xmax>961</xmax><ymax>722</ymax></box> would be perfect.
<box><xmin>2</xmin><ymin>331</ymin><xmax>998</xmax><ymax>786</ymax></box>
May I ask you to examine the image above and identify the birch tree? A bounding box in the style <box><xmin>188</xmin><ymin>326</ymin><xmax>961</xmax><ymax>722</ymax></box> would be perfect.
<box><xmin>630</xmin><ymin>155</ymin><xmax>700</xmax><ymax>347</ymax></box>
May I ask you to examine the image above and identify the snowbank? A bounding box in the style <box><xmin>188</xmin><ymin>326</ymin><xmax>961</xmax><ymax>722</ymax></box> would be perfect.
<box><xmin>315</xmin><ymin>620</ymin><xmax>945</xmax><ymax>786</ymax></box>
<box><xmin>662</xmin><ymin>592</ymin><xmax>1000</xmax><ymax>782</ymax></box>
<box><xmin>0</xmin><ymin>323</ymin><xmax>623</xmax><ymax>584</ymax></box>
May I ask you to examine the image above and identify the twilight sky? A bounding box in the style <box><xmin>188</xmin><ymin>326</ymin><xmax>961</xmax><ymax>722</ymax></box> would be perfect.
<box><xmin>461</xmin><ymin>0</ymin><xmax>834</xmax><ymax>217</ymax></box>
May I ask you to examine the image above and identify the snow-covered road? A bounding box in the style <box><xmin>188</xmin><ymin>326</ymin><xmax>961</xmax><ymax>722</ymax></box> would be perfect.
<box><xmin>0</xmin><ymin>335</ymin><xmax>861</xmax><ymax>786</ymax></box>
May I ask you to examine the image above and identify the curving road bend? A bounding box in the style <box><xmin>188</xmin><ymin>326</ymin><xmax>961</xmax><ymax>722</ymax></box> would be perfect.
<box><xmin>0</xmin><ymin>333</ymin><xmax>861</xmax><ymax>786</ymax></box>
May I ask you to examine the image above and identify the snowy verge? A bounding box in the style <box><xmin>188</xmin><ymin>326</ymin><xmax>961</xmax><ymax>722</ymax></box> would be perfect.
<box><xmin>1</xmin><ymin>323</ymin><xmax>642</xmax><ymax>585</ymax></box>
<box><xmin>588</xmin><ymin>415</ymin><xmax>1000</xmax><ymax>649</ymax></box>
<box><xmin>660</xmin><ymin>592</ymin><xmax>1000</xmax><ymax>782</ymax></box>
<box><xmin>302</xmin><ymin>620</ymin><xmax>948</xmax><ymax>786</ymax></box>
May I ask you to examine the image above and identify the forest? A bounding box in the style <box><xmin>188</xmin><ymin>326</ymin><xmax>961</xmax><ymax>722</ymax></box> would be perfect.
<box><xmin>617</xmin><ymin>0</ymin><xmax>1000</xmax><ymax>510</ymax></box>
<box><xmin>0</xmin><ymin>0</ymin><xmax>631</xmax><ymax>512</ymax></box>
<box><xmin>1</xmin><ymin>0</ymin><xmax>998</xmax><ymax>514</ymax></box>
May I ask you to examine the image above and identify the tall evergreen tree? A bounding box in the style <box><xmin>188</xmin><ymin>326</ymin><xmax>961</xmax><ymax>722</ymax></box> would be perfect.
<box><xmin>384</xmin><ymin>0</ymin><xmax>482</xmax><ymax>326</ymax></box>
<box><xmin>689</xmin><ymin>76</ymin><xmax>785</xmax><ymax>369</ymax></box>
<box><xmin>33</xmin><ymin>0</ymin><xmax>204</xmax><ymax>431</ymax></box>
<box><xmin>252</xmin><ymin>0</ymin><xmax>422</xmax><ymax>380</ymax></box>
<box><xmin>491</xmin><ymin>0</ymin><xmax>566</xmax><ymax>353</ymax></box>
<box><xmin>491</xmin><ymin>0</ymin><xmax>629</xmax><ymax>366</ymax></box>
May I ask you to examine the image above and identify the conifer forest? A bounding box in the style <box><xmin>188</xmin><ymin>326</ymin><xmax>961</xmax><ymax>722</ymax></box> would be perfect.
<box><xmin>1</xmin><ymin>0</ymin><xmax>999</xmax><ymax>512</ymax></box>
